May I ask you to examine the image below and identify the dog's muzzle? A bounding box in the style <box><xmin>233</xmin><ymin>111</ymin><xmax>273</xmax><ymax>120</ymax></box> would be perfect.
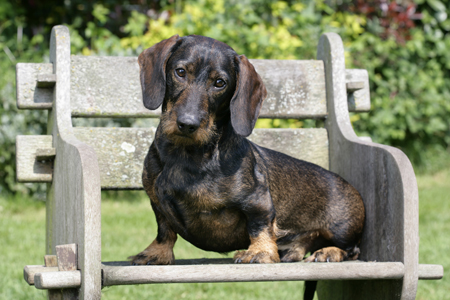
<box><xmin>177</xmin><ymin>114</ymin><xmax>201</xmax><ymax>134</ymax></box>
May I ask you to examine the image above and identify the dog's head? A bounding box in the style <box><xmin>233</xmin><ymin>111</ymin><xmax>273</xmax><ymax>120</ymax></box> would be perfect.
<box><xmin>138</xmin><ymin>35</ymin><xmax>267</xmax><ymax>145</ymax></box>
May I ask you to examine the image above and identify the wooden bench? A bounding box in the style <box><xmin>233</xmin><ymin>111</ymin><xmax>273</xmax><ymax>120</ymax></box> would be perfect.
<box><xmin>17</xmin><ymin>25</ymin><xmax>443</xmax><ymax>300</ymax></box>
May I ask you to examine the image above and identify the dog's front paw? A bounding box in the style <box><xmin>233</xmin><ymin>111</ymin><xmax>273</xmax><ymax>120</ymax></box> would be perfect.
<box><xmin>128</xmin><ymin>252</ymin><xmax>174</xmax><ymax>265</ymax></box>
<box><xmin>233</xmin><ymin>250</ymin><xmax>280</xmax><ymax>264</ymax></box>
<box><xmin>128</xmin><ymin>240</ymin><xmax>175</xmax><ymax>265</ymax></box>
<box><xmin>303</xmin><ymin>247</ymin><xmax>346</xmax><ymax>263</ymax></box>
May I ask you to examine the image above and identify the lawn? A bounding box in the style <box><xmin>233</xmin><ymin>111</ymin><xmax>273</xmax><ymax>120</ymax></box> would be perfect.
<box><xmin>0</xmin><ymin>169</ymin><xmax>448</xmax><ymax>299</ymax></box>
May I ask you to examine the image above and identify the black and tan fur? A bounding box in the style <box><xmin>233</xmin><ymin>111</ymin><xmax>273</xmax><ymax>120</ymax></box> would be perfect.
<box><xmin>129</xmin><ymin>35</ymin><xmax>365</xmax><ymax>266</ymax></box>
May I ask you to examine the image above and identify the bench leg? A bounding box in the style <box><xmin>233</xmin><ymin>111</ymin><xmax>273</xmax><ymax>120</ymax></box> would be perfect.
<box><xmin>317</xmin><ymin>280</ymin><xmax>403</xmax><ymax>300</ymax></box>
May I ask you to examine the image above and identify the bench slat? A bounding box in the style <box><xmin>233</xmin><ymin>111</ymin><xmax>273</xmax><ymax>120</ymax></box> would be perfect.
<box><xmin>16</xmin><ymin>135</ymin><xmax>54</xmax><ymax>182</ymax></box>
<box><xmin>418</xmin><ymin>264</ymin><xmax>444</xmax><ymax>280</ymax></box>
<box><xmin>101</xmin><ymin>260</ymin><xmax>405</xmax><ymax>286</ymax></box>
<box><xmin>34</xmin><ymin>271</ymin><xmax>81</xmax><ymax>290</ymax></box>
<box><xmin>16</xmin><ymin>63</ymin><xmax>54</xmax><ymax>109</ymax></box>
<box><xmin>69</xmin><ymin>57</ymin><xmax>327</xmax><ymax>118</ymax></box>
<box><xmin>16</xmin><ymin>60</ymin><xmax>371</xmax><ymax>115</ymax></box>
<box><xmin>251</xmin><ymin>60</ymin><xmax>326</xmax><ymax>118</ymax></box>
<box><xmin>73</xmin><ymin>127</ymin><xmax>329</xmax><ymax>189</ymax></box>
<box><xmin>345</xmin><ymin>69</ymin><xmax>370</xmax><ymax>112</ymax></box>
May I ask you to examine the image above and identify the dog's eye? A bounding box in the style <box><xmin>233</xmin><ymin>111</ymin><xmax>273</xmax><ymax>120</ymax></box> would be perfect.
<box><xmin>175</xmin><ymin>68</ymin><xmax>186</xmax><ymax>77</ymax></box>
<box><xmin>214</xmin><ymin>79</ymin><xmax>226</xmax><ymax>88</ymax></box>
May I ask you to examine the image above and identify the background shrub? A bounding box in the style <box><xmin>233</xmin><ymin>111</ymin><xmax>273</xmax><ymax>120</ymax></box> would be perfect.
<box><xmin>1</xmin><ymin>0</ymin><xmax>449</xmax><ymax>194</ymax></box>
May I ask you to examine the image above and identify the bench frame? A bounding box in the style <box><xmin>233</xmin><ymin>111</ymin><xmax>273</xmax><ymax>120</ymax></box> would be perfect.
<box><xmin>17</xmin><ymin>25</ymin><xmax>443</xmax><ymax>300</ymax></box>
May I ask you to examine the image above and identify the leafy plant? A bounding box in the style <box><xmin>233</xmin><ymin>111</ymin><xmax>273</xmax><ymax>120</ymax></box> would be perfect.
<box><xmin>1</xmin><ymin>0</ymin><xmax>449</xmax><ymax>194</ymax></box>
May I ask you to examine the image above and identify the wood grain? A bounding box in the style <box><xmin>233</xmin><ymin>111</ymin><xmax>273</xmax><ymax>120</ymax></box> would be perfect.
<box><xmin>56</xmin><ymin>244</ymin><xmax>78</xmax><ymax>271</ymax></box>
<box><xmin>16</xmin><ymin>63</ymin><xmax>54</xmax><ymax>109</ymax></box>
<box><xmin>34</xmin><ymin>271</ymin><xmax>82</xmax><ymax>289</ymax></box>
<box><xmin>23</xmin><ymin>265</ymin><xmax>59</xmax><ymax>285</ymax></box>
<box><xmin>73</xmin><ymin>127</ymin><xmax>329</xmax><ymax>189</ymax></box>
<box><xmin>15</xmin><ymin>135</ymin><xmax>54</xmax><ymax>182</ymax></box>
<box><xmin>45</xmin><ymin>25</ymin><xmax>102</xmax><ymax>300</ymax></box>
<box><xmin>345</xmin><ymin>69</ymin><xmax>371</xmax><ymax>112</ymax></box>
<box><xmin>317</xmin><ymin>32</ymin><xmax>419</xmax><ymax>300</ymax></box>
<box><xmin>418</xmin><ymin>264</ymin><xmax>444</xmax><ymax>280</ymax></box>
<box><xmin>102</xmin><ymin>260</ymin><xmax>404</xmax><ymax>287</ymax></box>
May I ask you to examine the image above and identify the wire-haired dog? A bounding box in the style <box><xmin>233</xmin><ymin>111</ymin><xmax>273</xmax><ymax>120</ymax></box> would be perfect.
<box><xmin>129</xmin><ymin>35</ymin><xmax>365</xmax><ymax>266</ymax></box>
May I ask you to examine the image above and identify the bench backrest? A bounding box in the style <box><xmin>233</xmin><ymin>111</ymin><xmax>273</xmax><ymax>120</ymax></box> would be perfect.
<box><xmin>16</xmin><ymin>52</ymin><xmax>370</xmax><ymax>189</ymax></box>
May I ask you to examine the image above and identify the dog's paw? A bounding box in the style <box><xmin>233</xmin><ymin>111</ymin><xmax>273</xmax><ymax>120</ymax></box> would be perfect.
<box><xmin>233</xmin><ymin>250</ymin><xmax>280</xmax><ymax>264</ymax></box>
<box><xmin>303</xmin><ymin>247</ymin><xmax>346</xmax><ymax>263</ymax></box>
<box><xmin>279</xmin><ymin>248</ymin><xmax>306</xmax><ymax>262</ymax></box>
<box><xmin>128</xmin><ymin>252</ymin><xmax>174</xmax><ymax>265</ymax></box>
<box><xmin>128</xmin><ymin>241</ymin><xmax>175</xmax><ymax>265</ymax></box>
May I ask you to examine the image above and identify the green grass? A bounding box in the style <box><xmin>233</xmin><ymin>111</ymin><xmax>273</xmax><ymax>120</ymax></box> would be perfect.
<box><xmin>1</xmin><ymin>169</ymin><xmax>449</xmax><ymax>299</ymax></box>
<box><xmin>416</xmin><ymin>170</ymin><xmax>450</xmax><ymax>300</ymax></box>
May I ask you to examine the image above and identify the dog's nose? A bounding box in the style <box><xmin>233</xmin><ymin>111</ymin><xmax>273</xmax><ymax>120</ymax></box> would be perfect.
<box><xmin>177</xmin><ymin>115</ymin><xmax>200</xmax><ymax>134</ymax></box>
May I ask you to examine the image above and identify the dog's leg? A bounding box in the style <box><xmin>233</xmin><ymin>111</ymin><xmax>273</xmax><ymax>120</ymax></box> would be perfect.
<box><xmin>129</xmin><ymin>209</ymin><xmax>178</xmax><ymax>265</ymax></box>
<box><xmin>278</xmin><ymin>230</ymin><xmax>361</xmax><ymax>263</ymax></box>
<box><xmin>277</xmin><ymin>231</ymin><xmax>322</xmax><ymax>262</ymax></box>
<box><xmin>232</xmin><ymin>172</ymin><xmax>281</xmax><ymax>264</ymax></box>
<box><xmin>279</xmin><ymin>244</ymin><xmax>308</xmax><ymax>262</ymax></box>
<box><xmin>304</xmin><ymin>246</ymin><xmax>360</xmax><ymax>262</ymax></box>
<box><xmin>233</xmin><ymin>227</ymin><xmax>280</xmax><ymax>263</ymax></box>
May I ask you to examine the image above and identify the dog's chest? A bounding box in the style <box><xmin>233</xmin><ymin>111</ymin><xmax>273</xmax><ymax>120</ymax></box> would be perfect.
<box><xmin>155</xmin><ymin>162</ymin><xmax>228</xmax><ymax>212</ymax></box>
<box><xmin>153</xmin><ymin>163</ymin><xmax>250</xmax><ymax>249</ymax></box>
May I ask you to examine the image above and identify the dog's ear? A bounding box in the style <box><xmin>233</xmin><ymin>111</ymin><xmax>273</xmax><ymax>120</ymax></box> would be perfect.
<box><xmin>230</xmin><ymin>55</ymin><xmax>267</xmax><ymax>137</ymax></box>
<box><xmin>138</xmin><ymin>35</ymin><xmax>180</xmax><ymax>110</ymax></box>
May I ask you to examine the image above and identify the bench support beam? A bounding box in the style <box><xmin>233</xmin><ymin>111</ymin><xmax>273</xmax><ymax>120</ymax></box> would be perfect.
<box><xmin>45</xmin><ymin>25</ymin><xmax>102</xmax><ymax>300</ymax></box>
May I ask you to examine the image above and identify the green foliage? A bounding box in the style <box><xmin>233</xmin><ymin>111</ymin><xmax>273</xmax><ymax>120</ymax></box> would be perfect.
<box><xmin>1</xmin><ymin>1</ymin><xmax>450</xmax><ymax>194</ymax></box>
<box><xmin>108</xmin><ymin>0</ymin><xmax>450</xmax><ymax>171</ymax></box>
<box><xmin>0</xmin><ymin>6</ymin><xmax>49</xmax><ymax>195</ymax></box>
<box><xmin>346</xmin><ymin>1</ymin><xmax>450</xmax><ymax>171</ymax></box>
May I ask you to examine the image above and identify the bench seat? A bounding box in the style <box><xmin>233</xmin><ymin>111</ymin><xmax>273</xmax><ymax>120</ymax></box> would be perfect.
<box><xmin>24</xmin><ymin>259</ymin><xmax>443</xmax><ymax>289</ymax></box>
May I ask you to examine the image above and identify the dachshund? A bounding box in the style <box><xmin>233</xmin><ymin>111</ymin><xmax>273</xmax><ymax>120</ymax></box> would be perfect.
<box><xmin>129</xmin><ymin>35</ymin><xmax>365</xmax><ymax>268</ymax></box>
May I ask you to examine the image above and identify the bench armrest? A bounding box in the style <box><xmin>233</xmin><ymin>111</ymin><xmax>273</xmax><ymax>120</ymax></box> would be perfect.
<box><xmin>318</xmin><ymin>33</ymin><xmax>419</xmax><ymax>299</ymax></box>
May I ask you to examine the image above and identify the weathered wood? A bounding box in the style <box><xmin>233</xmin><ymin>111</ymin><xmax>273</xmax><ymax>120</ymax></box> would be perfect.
<box><xmin>358</xmin><ymin>136</ymin><xmax>372</xmax><ymax>143</ymax></box>
<box><xmin>37</xmin><ymin>74</ymin><xmax>56</xmax><ymax>88</ymax></box>
<box><xmin>44</xmin><ymin>253</ymin><xmax>62</xmax><ymax>300</ymax></box>
<box><xmin>16</xmin><ymin>63</ymin><xmax>54</xmax><ymax>109</ymax></box>
<box><xmin>35</xmin><ymin>271</ymin><xmax>82</xmax><ymax>289</ymax></box>
<box><xmin>418</xmin><ymin>264</ymin><xmax>444</xmax><ymax>280</ymax></box>
<box><xmin>17</xmin><ymin>127</ymin><xmax>328</xmax><ymax>186</ymax></box>
<box><xmin>72</xmin><ymin>127</ymin><xmax>154</xmax><ymax>189</ymax></box>
<box><xmin>70</xmin><ymin>56</ymin><xmax>151</xmax><ymax>118</ymax></box>
<box><xmin>53</xmin><ymin>245</ymin><xmax>79</xmax><ymax>300</ymax></box>
<box><xmin>16</xmin><ymin>135</ymin><xmax>54</xmax><ymax>182</ymax></box>
<box><xmin>17</xmin><ymin>58</ymin><xmax>372</xmax><ymax>115</ymax></box>
<box><xmin>346</xmin><ymin>81</ymin><xmax>364</xmax><ymax>91</ymax></box>
<box><xmin>44</xmin><ymin>255</ymin><xmax>58</xmax><ymax>268</ymax></box>
<box><xmin>72</xmin><ymin>127</ymin><xmax>329</xmax><ymax>189</ymax></box>
<box><xmin>318</xmin><ymin>280</ymin><xmax>403</xmax><ymax>299</ymax></box>
<box><xmin>345</xmin><ymin>69</ymin><xmax>371</xmax><ymax>112</ymax></box>
<box><xmin>56</xmin><ymin>244</ymin><xmax>78</xmax><ymax>271</ymax></box>
<box><xmin>251</xmin><ymin>59</ymin><xmax>327</xmax><ymax>118</ymax></box>
<box><xmin>36</xmin><ymin>148</ymin><xmax>56</xmax><ymax>161</ymax></box>
<box><xmin>101</xmin><ymin>260</ymin><xmax>405</xmax><ymax>286</ymax></box>
<box><xmin>46</xmin><ymin>25</ymin><xmax>102</xmax><ymax>300</ymax></box>
<box><xmin>69</xmin><ymin>57</ymin><xmax>327</xmax><ymax>119</ymax></box>
<box><xmin>24</xmin><ymin>265</ymin><xmax>59</xmax><ymax>285</ymax></box>
<box><xmin>318</xmin><ymin>32</ymin><xmax>419</xmax><ymax>300</ymax></box>
<box><xmin>248</xmin><ymin>128</ymin><xmax>329</xmax><ymax>169</ymax></box>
